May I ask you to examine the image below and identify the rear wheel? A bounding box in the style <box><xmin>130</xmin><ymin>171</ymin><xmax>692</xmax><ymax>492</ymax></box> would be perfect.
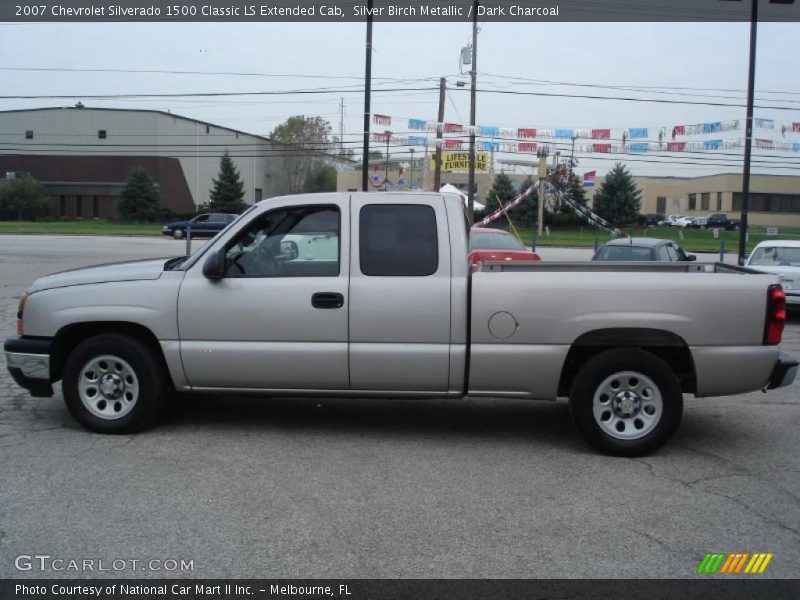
<box><xmin>569</xmin><ymin>349</ymin><xmax>683</xmax><ymax>456</ymax></box>
<box><xmin>62</xmin><ymin>334</ymin><xmax>166</xmax><ymax>433</ymax></box>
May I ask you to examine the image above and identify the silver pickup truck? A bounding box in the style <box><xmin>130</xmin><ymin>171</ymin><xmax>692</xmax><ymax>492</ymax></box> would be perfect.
<box><xmin>4</xmin><ymin>192</ymin><xmax>798</xmax><ymax>456</ymax></box>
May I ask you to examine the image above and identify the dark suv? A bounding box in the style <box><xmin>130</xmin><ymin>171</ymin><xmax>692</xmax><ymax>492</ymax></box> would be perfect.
<box><xmin>704</xmin><ymin>213</ymin><xmax>740</xmax><ymax>231</ymax></box>
<box><xmin>162</xmin><ymin>213</ymin><xmax>238</xmax><ymax>239</ymax></box>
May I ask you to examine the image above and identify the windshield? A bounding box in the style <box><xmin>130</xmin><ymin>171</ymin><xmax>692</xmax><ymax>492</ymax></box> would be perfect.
<box><xmin>594</xmin><ymin>245</ymin><xmax>655</xmax><ymax>261</ymax></box>
<box><xmin>176</xmin><ymin>205</ymin><xmax>259</xmax><ymax>270</ymax></box>
<box><xmin>469</xmin><ymin>231</ymin><xmax>526</xmax><ymax>251</ymax></box>
<box><xmin>748</xmin><ymin>246</ymin><xmax>800</xmax><ymax>267</ymax></box>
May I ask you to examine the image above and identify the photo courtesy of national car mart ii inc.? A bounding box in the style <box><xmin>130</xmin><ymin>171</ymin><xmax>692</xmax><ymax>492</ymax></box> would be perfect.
<box><xmin>14</xmin><ymin>584</ymin><xmax>352</xmax><ymax>596</ymax></box>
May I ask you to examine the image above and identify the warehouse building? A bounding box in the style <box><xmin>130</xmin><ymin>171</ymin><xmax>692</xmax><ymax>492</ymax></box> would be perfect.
<box><xmin>0</xmin><ymin>106</ymin><xmax>288</xmax><ymax>218</ymax></box>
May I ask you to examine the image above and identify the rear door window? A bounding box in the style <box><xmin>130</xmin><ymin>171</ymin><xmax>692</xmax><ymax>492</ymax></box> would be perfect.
<box><xmin>359</xmin><ymin>204</ymin><xmax>438</xmax><ymax>276</ymax></box>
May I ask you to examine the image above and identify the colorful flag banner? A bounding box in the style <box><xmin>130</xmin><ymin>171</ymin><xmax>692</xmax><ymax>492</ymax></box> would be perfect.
<box><xmin>444</xmin><ymin>139</ymin><xmax>462</xmax><ymax>150</ymax></box>
<box><xmin>518</xmin><ymin>128</ymin><xmax>537</xmax><ymax>138</ymax></box>
<box><xmin>755</xmin><ymin>138</ymin><xmax>775</xmax><ymax>149</ymax></box>
<box><xmin>554</xmin><ymin>128</ymin><xmax>574</xmax><ymax>139</ymax></box>
<box><xmin>372</xmin><ymin>132</ymin><xmax>391</xmax><ymax>143</ymax></box>
<box><xmin>591</xmin><ymin>129</ymin><xmax>611</xmax><ymax>139</ymax></box>
<box><xmin>518</xmin><ymin>142</ymin><xmax>538</xmax><ymax>153</ymax></box>
<box><xmin>672</xmin><ymin>125</ymin><xmax>685</xmax><ymax>139</ymax></box>
<box><xmin>703</xmin><ymin>122</ymin><xmax>722</xmax><ymax>134</ymax></box>
<box><xmin>408</xmin><ymin>135</ymin><xmax>428</xmax><ymax>146</ymax></box>
<box><xmin>479</xmin><ymin>125</ymin><xmax>500</xmax><ymax>137</ymax></box>
<box><xmin>593</xmin><ymin>143</ymin><xmax>612</xmax><ymax>153</ymax></box>
<box><xmin>444</xmin><ymin>123</ymin><xmax>463</xmax><ymax>134</ymax></box>
<box><xmin>478</xmin><ymin>141</ymin><xmax>500</xmax><ymax>151</ymax></box>
<box><xmin>628</xmin><ymin>142</ymin><xmax>649</xmax><ymax>152</ymax></box>
<box><xmin>703</xmin><ymin>139</ymin><xmax>723</xmax><ymax>150</ymax></box>
<box><xmin>755</xmin><ymin>118</ymin><xmax>775</xmax><ymax>129</ymax></box>
<box><xmin>629</xmin><ymin>128</ymin><xmax>648</xmax><ymax>139</ymax></box>
<box><xmin>583</xmin><ymin>171</ymin><xmax>596</xmax><ymax>188</ymax></box>
<box><xmin>408</xmin><ymin>119</ymin><xmax>427</xmax><ymax>131</ymax></box>
<box><xmin>666</xmin><ymin>142</ymin><xmax>686</xmax><ymax>151</ymax></box>
<box><xmin>793</xmin><ymin>123</ymin><xmax>800</xmax><ymax>133</ymax></box>
<box><xmin>373</xmin><ymin>114</ymin><xmax>391</xmax><ymax>126</ymax></box>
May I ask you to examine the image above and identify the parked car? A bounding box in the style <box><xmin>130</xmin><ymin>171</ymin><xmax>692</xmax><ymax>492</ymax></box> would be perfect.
<box><xmin>593</xmin><ymin>238</ymin><xmax>696</xmax><ymax>262</ymax></box>
<box><xmin>162</xmin><ymin>213</ymin><xmax>238</xmax><ymax>239</ymax></box>
<box><xmin>703</xmin><ymin>213</ymin><xmax>741</xmax><ymax>231</ymax></box>
<box><xmin>644</xmin><ymin>213</ymin><xmax>665</xmax><ymax>227</ymax></box>
<box><xmin>657</xmin><ymin>214</ymin><xmax>686</xmax><ymax>227</ymax></box>
<box><xmin>745</xmin><ymin>240</ymin><xmax>800</xmax><ymax>306</ymax></box>
<box><xmin>469</xmin><ymin>227</ymin><xmax>540</xmax><ymax>271</ymax></box>
<box><xmin>673</xmin><ymin>216</ymin><xmax>700</xmax><ymax>229</ymax></box>
<box><xmin>5</xmin><ymin>192</ymin><xmax>796</xmax><ymax>456</ymax></box>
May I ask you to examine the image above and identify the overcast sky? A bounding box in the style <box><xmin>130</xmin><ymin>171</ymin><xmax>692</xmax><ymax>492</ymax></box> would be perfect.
<box><xmin>1</xmin><ymin>20</ymin><xmax>799</xmax><ymax>177</ymax></box>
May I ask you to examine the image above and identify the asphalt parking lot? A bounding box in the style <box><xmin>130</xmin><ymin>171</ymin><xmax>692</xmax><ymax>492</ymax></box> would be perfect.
<box><xmin>0</xmin><ymin>235</ymin><xmax>798</xmax><ymax>579</ymax></box>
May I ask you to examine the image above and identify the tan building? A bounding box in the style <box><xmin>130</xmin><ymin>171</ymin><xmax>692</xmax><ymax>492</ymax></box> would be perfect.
<box><xmin>614</xmin><ymin>173</ymin><xmax>800</xmax><ymax>228</ymax></box>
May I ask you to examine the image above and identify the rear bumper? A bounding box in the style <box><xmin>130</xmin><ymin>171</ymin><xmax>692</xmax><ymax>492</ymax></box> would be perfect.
<box><xmin>4</xmin><ymin>336</ymin><xmax>53</xmax><ymax>397</ymax></box>
<box><xmin>767</xmin><ymin>352</ymin><xmax>799</xmax><ymax>390</ymax></box>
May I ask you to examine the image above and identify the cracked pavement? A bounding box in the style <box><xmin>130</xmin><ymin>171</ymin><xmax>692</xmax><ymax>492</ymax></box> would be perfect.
<box><xmin>0</xmin><ymin>235</ymin><xmax>798</xmax><ymax>578</ymax></box>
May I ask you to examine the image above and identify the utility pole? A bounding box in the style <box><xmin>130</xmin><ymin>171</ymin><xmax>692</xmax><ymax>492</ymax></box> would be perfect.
<box><xmin>537</xmin><ymin>147</ymin><xmax>549</xmax><ymax>236</ymax></box>
<box><xmin>467</xmin><ymin>0</ymin><xmax>479</xmax><ymax>223</ymax></box>
<box><xmin>384</xmin><ymin>131</ymin><xmax>391</xmax><ymax>191</ymax></box>
<box><xmin>339</xmin><ymin>97</ymin><xmax>345</xmax><ymax>156</ymax></box>
<box><xmin>361</xmin><ymin>0</ymin><xmax>373</xmax><ymax>192</ymax></box>
<box><xmin>738</xmin><ymin>0</ymin><xmax>758</xmax><ymax>265</ymax></box>
<box><xmin>409</xmin><ymin>148</ymin><xmax>415</xmax><ymax>189</ymax></box>
<box><xmin>433</xmin><ymin>77</ymin><xmax>446</xmax><ymax>191</ymax></box>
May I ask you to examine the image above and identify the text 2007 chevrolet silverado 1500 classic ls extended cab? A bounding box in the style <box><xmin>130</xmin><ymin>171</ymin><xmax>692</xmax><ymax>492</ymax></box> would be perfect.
<box><xmin>4</xmin><ymin>192</ymin><xmax>798</xmax><ymax>456</ymax></box>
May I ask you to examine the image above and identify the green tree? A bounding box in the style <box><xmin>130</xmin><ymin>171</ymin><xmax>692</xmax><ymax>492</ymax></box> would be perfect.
<box><xmin>305</xmin><ymin>166</ymin><xmax>337</xmax><ymax>193</ymax></box>
<box><xmin>270</xmin><ymin>116</ymin><xmax>335</xmax><ymax>194</ymax></box>
<box><xmin>0</xmin><ymin>174</ymin><xmax>50</xmax><ymax>221</ymax></box>
<box><xmin>118</xmin><ymin>167</ymin><xmax>162</xmax><ymax>222</ymax></box>
<box><xmin>483</xmin><ymin>173</ymin><xmax>517</xmax><ymax>216</ymax></box>
<box><xmin>591</xmin><ymin>162</ymin><xmax>642</xmax><ymax>227</ymax></box>
<box><xmin>209</xmin><ymin>151</ymin><xmax>246</xmax><ymax>213</ymax></box>
<box><xmin>564</xmin><ymin>171</ymin><xmax>587</xmax><ymax>207</ymax></box>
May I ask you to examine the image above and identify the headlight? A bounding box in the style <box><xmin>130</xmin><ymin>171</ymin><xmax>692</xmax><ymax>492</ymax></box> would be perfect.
<box><xmin>17</xmin><ymin>293</ymin><xmax>28</xmax><ymax>335</ymax></box>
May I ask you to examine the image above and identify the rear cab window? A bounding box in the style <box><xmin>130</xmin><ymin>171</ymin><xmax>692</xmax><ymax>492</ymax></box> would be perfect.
<box><xmin>359</xmin><ymin>204</ymin><xmax>438</xmax><ymax>276</ymax></box>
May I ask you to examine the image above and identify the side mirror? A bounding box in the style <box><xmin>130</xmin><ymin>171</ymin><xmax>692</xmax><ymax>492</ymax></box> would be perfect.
<box><xmin>202</xmin><ymin>249</ymin><xmax>226</xmax><ymax>279</ymax></box>
<box><xmin>686</xmin><ymin>254</ymin><xmax>697</xmax><ymax>262</ymax></box>
<box><xmin>280</xmin><ymin>240</ymin><xmax>299</xmax><ymax>261</ymax></box>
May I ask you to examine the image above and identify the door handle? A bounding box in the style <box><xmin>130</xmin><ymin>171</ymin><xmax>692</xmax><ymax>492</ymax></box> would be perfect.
<box><xmin>312</xmin><ymin>292</ymin><xmax>344</xmax><ymax>309</ymax></box>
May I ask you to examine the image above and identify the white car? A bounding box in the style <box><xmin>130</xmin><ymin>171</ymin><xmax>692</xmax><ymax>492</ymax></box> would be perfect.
<box><xmin>745</xmin><ymin>240</ymin><xmax>800</xmax><ymax>306</ymax></box>
<box><xmin>658</xmin><ymin>214</ymin><xmax>686</xmax><ymax>227</ymax></box>
<box><xmin>674</xmin><ymin>216</ymin><xmax>699</xmax><ymax>229</ymax></box>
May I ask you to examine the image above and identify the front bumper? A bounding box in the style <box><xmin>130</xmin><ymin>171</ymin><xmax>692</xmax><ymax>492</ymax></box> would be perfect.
<box><xmin>4</xmin><ymin>335</ymin><xmax>53</xmax><ymax>397</ymax></box>
<box><xmin>766</xmin><ymin>352</ymin><xmax>799</xmax><ymax>390</ymax></box>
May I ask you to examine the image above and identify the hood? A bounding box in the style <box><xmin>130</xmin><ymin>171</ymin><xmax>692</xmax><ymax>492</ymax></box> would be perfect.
<box><xmin>29</xmin><ymin>258</ymin><xmax>172</xmax><ymax>292</ymax></box>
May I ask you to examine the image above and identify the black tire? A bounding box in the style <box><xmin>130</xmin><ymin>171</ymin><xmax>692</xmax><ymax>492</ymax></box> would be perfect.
<box><xmin>569</xmin><ymin>349</ymin><xmax>683</xmax><ymax>457</ymax></box>
<box><xmin>172</xmin><ymin>228</ymin><xmax>184</xmax><ymax>239</ymax></box>
<box><xmin>62</xmin><ymin>333</ymin><xmax>166</xmax><ymax>433</ymax></box>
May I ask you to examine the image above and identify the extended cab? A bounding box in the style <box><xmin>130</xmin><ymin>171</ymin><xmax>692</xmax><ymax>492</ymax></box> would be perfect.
<box><xmin>5</xmin><ymin>192</ymin><xmax>798</xmax><ymax>456</ymax></box>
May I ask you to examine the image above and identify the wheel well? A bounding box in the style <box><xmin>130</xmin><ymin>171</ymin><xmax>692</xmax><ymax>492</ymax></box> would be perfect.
<box><xmin>50</xmin><ymin>322</ymin><xmax>172</xmax><ymax>387</ymax></box>
<box><xmin>557</xmin><ymin>328</ymin><xmax>696</xmax><ymax>396</ymax></box>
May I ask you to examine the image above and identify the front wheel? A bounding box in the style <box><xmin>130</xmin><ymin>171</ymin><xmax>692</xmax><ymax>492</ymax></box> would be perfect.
<box><xmin>172</xmin><ymin>228</ymin><xmax>184</xmax><ymax>239</ymax></box>
<box><xmin>62</xmin><ymin>334</ymin><xmax>166</xmax><ymax>433</ymax></box>
<box><xmin>569</xmin><ymin>349</ymin><xmax>683</xmax><ymax>456</ymax></box>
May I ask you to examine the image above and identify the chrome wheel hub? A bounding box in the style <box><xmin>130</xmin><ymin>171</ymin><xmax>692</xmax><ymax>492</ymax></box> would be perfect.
<box><xmin>78</xmin><ymin>355</ymin><xmax>139</xmax><ymax>420</ymax></box>
<box><xmin>592</xmin><ymin>371</ymin><xmax>663</xmax><ymax>440</ymax></box>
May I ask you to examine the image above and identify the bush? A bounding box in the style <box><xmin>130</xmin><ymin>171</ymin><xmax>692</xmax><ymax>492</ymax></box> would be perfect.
<box><xmin>0</xmin><ymin>175</ymin><xmax>51</xmax><ymax>221</ymax></box>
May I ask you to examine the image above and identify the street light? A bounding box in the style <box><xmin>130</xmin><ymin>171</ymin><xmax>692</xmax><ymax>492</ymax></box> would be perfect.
<box><xmin>721</xmin><ymin>0</ymin><xmax>795</xmax><ymax>264</ymax></box>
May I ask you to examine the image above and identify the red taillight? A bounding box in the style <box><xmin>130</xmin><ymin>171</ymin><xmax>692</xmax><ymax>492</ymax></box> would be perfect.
<box><xmin>764</xmin><ymin>284</ymin><xmax>786</xmax><ymax>345</ymax></box>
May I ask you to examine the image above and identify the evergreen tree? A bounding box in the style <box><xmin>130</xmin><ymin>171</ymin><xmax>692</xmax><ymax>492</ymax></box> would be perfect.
<box><xmin>483</xmin><ymin>173</ymin><xmax>516</xmax><ymax>222</ymax></box>
<box><xmin>591</xmin><ymin>162</ymin><xmax>642</xmax><ymax>227</ymax></box>
<box><xmin>564</xmin><ymin>172</ymin><xmax>587</xmax><ymax>206</ymax></box>
<box><xmin>209</xmin><ymin>152</ymin><xmax>246</xmax><ymax>213</ymax></box>
<box><xmin>118</xmin><ymin>167</ymin><xmax>162</xmax><ymax>222</ymax></box>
